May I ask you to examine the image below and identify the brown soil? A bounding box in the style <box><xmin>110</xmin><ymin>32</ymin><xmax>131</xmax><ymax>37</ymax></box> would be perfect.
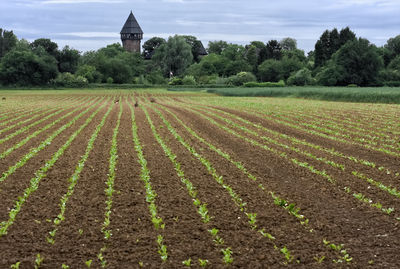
<box><xmin>1</xmin><ymin>93</ymin><xmax>400</xmax><ymax>268</ymax></box>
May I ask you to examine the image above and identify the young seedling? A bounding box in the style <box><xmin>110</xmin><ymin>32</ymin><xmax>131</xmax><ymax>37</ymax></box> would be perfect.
<box><xmin>61</xmin><ymin>264</ymin><xmax>70</xmax><ymax>269</ymax></box>
<box><xmin>182</xmin><ymin>258</ymin><xmax>192</xmax><ymax>266</ymax></box>
<box><xmin>10</xmin><ymin>262</ymin><xmax>21</xmax><ymax>269</ymax></box>
<box><xmin>34</xmin><ymin>254</ymin><xmax>44</xmax><ymax>269</ymax></box>
<box><xmin>280</xmin><ymin>246</ymin><xmax>294</xmax><ymax>263</ymax></box>
<box><xmin>314</xmin><ymin>255</ymin><xmax>325</xmax><ymax>264</ymax></box>
<box><xmin>85</xmin><ymin>259</ymin><xmax>92</xmax><ymax>268</ymax></box>
<box><xmin>221</xmin><ymin>247</ymin><xmax>233</xmax><ymax>264</ymax></box>
<box><xmin>198</xmin><ymin>259</ymin><xmax>209</xmax><ymax>267</ymax></box>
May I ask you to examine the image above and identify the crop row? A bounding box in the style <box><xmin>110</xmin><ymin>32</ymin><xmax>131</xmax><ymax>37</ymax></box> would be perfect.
<box><xmin>194</xmin><ymin>106</ymin><xmax>400</xmax><ymax>202</ymax></box>
<box><xmin>0</xmin><ymin>96</ymin><xmax>78</xmax><ymax>128</ymax></box>
<box><xmin>128</xmin><ymin>99</ymin><xmax>168</xmax><ymax>263</ymax></box>
<box><xmin>45</xmin><ymin>99</ymin><xmax>113</xmax><ymax>246</ymax></box>
<box><xmin>97</xmin><ymin>99</ymin><xmax>122</xmax><ymax>268</ymax></box>
<box><xmin>274</xmin><ymin>111</ymin><xmax>400</xmax><ymax>154</ymax></box>
<box><xmin>144</xmin><ymin>103</ymin><xmax>298</xmax><ymax>265</ymax></box>
<box><xmin>0</xmin><ymin>98</ymin><xmax>110</xmax><ymax>237</ymax></box>
<box><xmin>196</xmin><ymin>106</ymin><xmax>400</xmax><ymax>205</ymax></box>
<box><xmin>178</xmin><ymin>104</ymin><xmax>398</xmax><ymax>221</ymax></box>
<box><xmin>0</xmin><ymin>97</ymin><xmax>103</xmax><ymax>183</ymax></box>
<box><xmin>0</xmin><ymin>96</ymin><xmax>92</xmax><ymax>147</ymax></box>
<box><xmin>153</xmin><ymin>103</ymin><xmax>353</xmax><ymax>265</ymax></box>
<box><xmin>140</xmin><ymin>101</ymin><xmax>224</xmax><ymax>267</ymax></box>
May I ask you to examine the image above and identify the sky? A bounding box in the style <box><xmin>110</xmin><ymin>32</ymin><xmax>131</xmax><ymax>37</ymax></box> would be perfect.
<box><xmin>1</xmin><ymin>0</ymin><xmax>400</xmax><ymax>53</ymax></box>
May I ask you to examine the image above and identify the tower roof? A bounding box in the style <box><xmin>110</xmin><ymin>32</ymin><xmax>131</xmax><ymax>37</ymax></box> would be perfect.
<box><xmin>120</xmin><ymin>11</ymin><xmax>143</xmax><ymax>35</ymax></box>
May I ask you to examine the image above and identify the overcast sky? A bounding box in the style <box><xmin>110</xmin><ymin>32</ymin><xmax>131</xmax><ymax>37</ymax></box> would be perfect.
<box><xmin>1</xmin><ymin>0</ymin><xmax>400</xmax><ymax>53</ymax></box>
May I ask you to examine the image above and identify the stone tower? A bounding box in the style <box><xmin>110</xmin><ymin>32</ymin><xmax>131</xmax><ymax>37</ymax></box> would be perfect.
<box><xmin>120</xmin><ymin>11</ymin><xmax>143</xmax><ymax>53</ymax></box>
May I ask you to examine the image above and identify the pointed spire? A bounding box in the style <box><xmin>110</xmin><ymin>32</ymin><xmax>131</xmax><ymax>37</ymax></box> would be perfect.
<box><xmin>120</xmin><ymin>11</ymin><xmax>143</xmax><ymax>35</ymax></box>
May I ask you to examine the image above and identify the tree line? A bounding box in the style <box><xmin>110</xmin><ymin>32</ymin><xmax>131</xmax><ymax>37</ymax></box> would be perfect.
<box><xmin>1</xmin><ymin>27</ymin><xmax>400</xmax><ymax>87</ymax></box>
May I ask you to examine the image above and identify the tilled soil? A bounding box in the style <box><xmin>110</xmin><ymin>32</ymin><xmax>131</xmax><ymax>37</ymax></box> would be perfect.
<box><xmin>1</xmin><ymin>93</ymin><xmax>400</xmax><ymax>268</ymax></box>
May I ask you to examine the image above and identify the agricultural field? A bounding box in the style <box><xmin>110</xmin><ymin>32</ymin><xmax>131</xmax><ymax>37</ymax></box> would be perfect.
<box><xmin>0</xmin><ymin>89</ymin><xmax>399</xmax><ymax>268</ymax></box>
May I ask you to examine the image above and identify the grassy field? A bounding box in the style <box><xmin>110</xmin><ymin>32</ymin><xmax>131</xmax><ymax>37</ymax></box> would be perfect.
<box><xmin>0</xmin><ymin>89</ymin><xmax>399</xmax><ymax>268</ymax></box>
<box><xmin>169</xmin><ymin>86</ymin><xmax>400</xmax><ymax>104</ymax></box>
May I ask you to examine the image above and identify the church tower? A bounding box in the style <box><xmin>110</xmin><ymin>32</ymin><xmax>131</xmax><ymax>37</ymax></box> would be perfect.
<box><xmin>120</xmin><ymin>11</ymin><xmax>143</xmax><ymax>53</ymax></box>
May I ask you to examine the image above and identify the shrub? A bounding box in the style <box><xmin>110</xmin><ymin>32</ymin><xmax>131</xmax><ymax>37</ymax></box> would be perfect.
<box><xmin>196</xmin><ymin>75</ymin><xmax>218</xmax><ymax>84</ymax></box>
<box><xmin>215</xmin><ymin>77</ymin><xmax>230</xmax><ymax>85</ymax></box>
<box><xmin>182</xmin><ymin>75</ymin><xmax>197</xmax><ymax>85</ymax></box>
<box><xmin>385</xmin><ymin>81</ymin><xmax>400</xmax><ymax>87</ymax></box>
<box><xmin>168</xmin><ymin>77</ymin><xmax>183</xmax><ymax>85</ymax></box>
<box><xmin>106</xmin><ymin>77</ymin><xmax>114</xmax><ymax>84</ymax></box>
<box><xmin>243</xmin><ymin>80</ymin><xmax>285</xmax><ymax>87</ymax></box>
<box><xmin>135</xmin><ymin>75</ymin><xmax>150</xmax><ymax>85</ymax></box>
<box><xmin>146</xmin><ymin>71</ymin><xmax>167</xmax><ymax>85</ymax></box>
<box><xmin>51</xmin><ymin>72</ymin><xmax>88</xmax><ymax>87</ymax></box>
<box><xmin>76</xmin><ymin>64</ymin><xmax>102</xmax><ymax>83</ymax></box>
<box><xmin>287</xmin><ymin>68</ymin><xmax>313</xmax><ymax>86</ymax></box>
<box><xmin>227</xmin><ymin>72</ymin><xmax>257</xmax><ymax>86</ymax></box>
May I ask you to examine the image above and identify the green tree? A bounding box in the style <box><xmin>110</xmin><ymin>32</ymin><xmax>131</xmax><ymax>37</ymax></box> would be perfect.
<box><xmin>280</xmin><ymin>37</ymin><xmax>297</xmax><ymax>51</ymax></box>
<box><xmin>388</xmin><ymin>55</ymin><xmax>400</xmax><ymax>70</ymax></box>
<box><xmin>246</xmin><ymin>45</ymin><xmax>258</xmax><ymax>72</ymax></box>
<box><xmin>152</xmin><ymin>35</ymin><xmax>193</xmax><ymax>76</ymax></box>
<box><xmin>207</xmin><ymin>40</ymin><xmax>228</xmax><ymax>55</ymax></box>
<box><xmin>0</xmin><ymin>49</ymin><xmax>58</xmax><ymax>85</ymax></box>
<box><xmin>0</xmin><ymin>28</ymin><xmax>17</xmax><ymax>58</ymax></box>
<box><xmin>323</xmin><ymin>38</ymin><xmax>383</xmax><ymax>86</ymax></box>
<box><xmin>287</xmin><ymin>68</ymin><xmax>313</xmax><ymax>86</ymax></box>
<box><xmin>385</xmin><ymin>35</ymin><xmax>400</xmax><ymax>55</ymax></box>
<box><xmin>58</xmin><ymin>46</ymin><xmax>80</xmax><ymax>73</ymax></box>
<box><xmin>99</xmin><ymin>58</ymin><xmax>132</xmax><ymax>84</ymax></box>
<box><xmin>142</xmin><ymin>37</ymin><xmax>166</xmax><ymax>58</ymax></box>
<box><xmin>76</xmin><ymin>64</ymin><xmax>102</xmax><ymax>83</ymax></box>
<box><xmin>182</xmin><ymin>35</ymin><xmax>205</xmax><ymax>62</ymax></box>
<box><xmin>339</xmin><ymin>27</ymin><xmax>356</xmax><ymax>46</ymax></box>
<box><xmin>258</xmin><ymin>59</ymin><xmax>283</xmax><ymax>82</ymax></box>
<box><xmin>314</xmin><ymin>27</ymin><xmax>356</xmax><ymax>67</ymax></box>
<box><xmin>30</xmin><ymin>38</ymin><xmax>59</xmax><ymax>58</ymax></box>
<box><xmin>266</xmin><ymin>40</ymin><xmax>282</xmax><ymax>60</ymax></box>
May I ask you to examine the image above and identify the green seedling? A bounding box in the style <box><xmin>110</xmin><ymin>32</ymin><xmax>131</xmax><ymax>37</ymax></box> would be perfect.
<box><xmin>198</xmin><ymin>259</ymin><xmax>209</xmax><ymax>267</ymax></box>
<box><xmin>314</xmin><ymin>255</ymin><xmax>325</xmax><ymax>264</ymax></box>
<box><xmin>280</xmin><ymin>246</ymin><xmax>293</xmax><ymax>263</ymax></box>
<box><xmin>34</xmin><ymin>254</ymin><xmax>44</xmax><ymax>269</ymax></box>
<box><xmin>10</xmin><ymin>262</ymin><xmax>21</xmax><ymax>269</ymax></box>
<box><xmin>182</xmin><ymin>258</ymin><xmax>192</xmax><ymax>266</ymax></box>
<box><xmin>85</xmin><ymin>259</ymin><xmax>92</xmax><ymax>268</ymax></box>
<box><xmin>221</xmin><ymin>247</ymin><xmax>233</xmax><ymax>264</ymax></box>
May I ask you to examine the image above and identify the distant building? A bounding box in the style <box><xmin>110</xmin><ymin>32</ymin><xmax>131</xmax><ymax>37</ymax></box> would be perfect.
<box><xmin>121</xmin><ymin>11</ymin><xmax>208</xmax><ymax>59</ymax></box>
<box><xmin>120</xmin><ymin>11</ymin><xmax>143</xmax><ymax>53</ymax></box>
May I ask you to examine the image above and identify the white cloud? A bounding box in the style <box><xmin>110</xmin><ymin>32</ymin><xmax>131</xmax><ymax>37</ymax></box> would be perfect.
<box><xmin>40</xmin><ymin>0</ymin><xmax>125</xmax><ymax>4</ymax></box>
<box><xmin>58</xmin><ymin>32</ymin><xmax>119</xmax><ymax>38</ymax></box>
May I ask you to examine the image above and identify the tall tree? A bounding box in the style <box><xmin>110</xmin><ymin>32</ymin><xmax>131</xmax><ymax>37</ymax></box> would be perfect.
<box><xmin>280</xmin><ymin>37</ymin><xmax>297</xmax><ymax>51</ymax></box>
<box><xmin>314</xmin><ymin>27</ymin><xmax>356</xmax><ymax>67</ymax></box>
<box><xmin>30</xmin><ymin>38</ymin><xmax>59</xmax><ymax>58</ymax></box>
<box><xmin>152</xmin><ymin>35</ymin><xmax>193</xmax><ymax>76</ymax></box>
<box><xmin>182</xmin><ymin>35</ymin><xmax>205</xmax><ymax>63</ymax></box>
<box><xmin>207</xmin><ymin>40</ymin><xmax>228</xmax><ymax>55</ymax></box>
<box><xmin>321</xmin><ymin>38</ymin><xmax>383</xmax><ymax>86</ymax></box>
<box><xmin>0</xmin><ymin>49</ymin><xmax>58</xmax><ymax>85</ymax></box>
<box><xmin>142</xmin><ymin>37</ymin><xmax>166</xmax><ymax>58</ymax></box>
<box><xmin>58</xmin><ymin>46</ymin><xmax>80</xmax><ymax>73</ymax></box>
<box><xmin>385</xmin><ymin>35</ymin><xmax>400</xmax><ymax>55</ymax></box>
<box><xmin>339</xmin><ymin>27</ymin><xmax>356</xmax><ymax>47</ymax></box>
<box><xmin>265</xmin><ymin>40</ymin><xmax>282</xmax><ymax>60</ymax></box>
<box><xmin>0</xmin><ymin>28</ymin><xmax>17</xmax><ymax>58</ymax></box>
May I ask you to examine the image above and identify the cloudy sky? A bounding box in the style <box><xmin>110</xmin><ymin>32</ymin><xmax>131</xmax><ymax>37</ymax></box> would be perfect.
<box><xmin>1</xmin><ymin>0</ymin><xmax>400</xmax><ymax>53</ymax></box>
